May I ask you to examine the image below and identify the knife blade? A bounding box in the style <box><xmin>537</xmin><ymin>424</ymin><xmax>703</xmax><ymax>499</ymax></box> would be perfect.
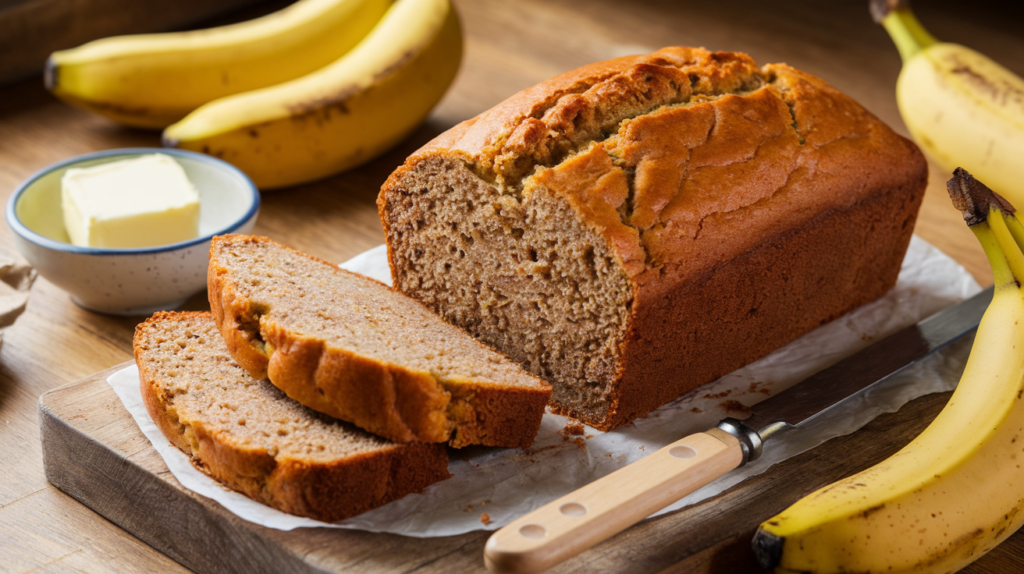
<box><xmin>484</xmin><ymin>286</ymin><xmax>993</xmax><ymax>574</ymax></box>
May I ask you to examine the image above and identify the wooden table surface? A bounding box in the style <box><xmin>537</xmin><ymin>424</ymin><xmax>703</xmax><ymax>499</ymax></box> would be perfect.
<box><xmin>1</xmin><ymin>0</ymin><xmax>1022</xmax><ymax>572</ymax></box>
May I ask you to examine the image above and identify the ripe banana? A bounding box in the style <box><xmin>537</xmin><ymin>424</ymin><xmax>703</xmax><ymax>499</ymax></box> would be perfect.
<box><xmin>752</xmin><ymin>168</ymin><xmax>1024</xmax><ymax>573</ymax></box>
<box><xmin>874</xmin><ymin>0</ymin><xmax>1024</xmax><ymax>208</ymax></box>
<box><xmin>46</xmin><ymin>0</ymin><xmax>392</xmax><ymax>129</ymax></box>
<box><xmin>162</xmin><ymin>0</ymin><xmax>462</xmax><ymax>189</ymax></box>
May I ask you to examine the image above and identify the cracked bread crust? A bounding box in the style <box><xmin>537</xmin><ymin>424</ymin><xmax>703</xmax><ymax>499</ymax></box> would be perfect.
<box><xmin>208</xmin><ymin>235</ymin><xmax>551</xmax><ymax>448</ymax></box>
<box><xmin>379</xmin><ymin>47</ymin><xmax>927</xmax><ymax>430</ymax></box>
<box><xmin>134</xmin><ymin>311</ymin><xmax>451</xmax><ymax>522</ymax></box>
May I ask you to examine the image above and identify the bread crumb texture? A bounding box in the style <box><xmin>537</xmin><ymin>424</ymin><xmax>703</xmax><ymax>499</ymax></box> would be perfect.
<box><xmin>134</xmin><ymin>311</ymin><xmax>450</xmax><ymax>522</ymax></box>
<box><xmin>380</xmin><ymin>47</ymin><xmax>926</xmax><ymax>430</ymax></box>
<box><xmin>208</xmin><ymin>235</ymin><xmax>551</xmax><ymax>448</ymax></box>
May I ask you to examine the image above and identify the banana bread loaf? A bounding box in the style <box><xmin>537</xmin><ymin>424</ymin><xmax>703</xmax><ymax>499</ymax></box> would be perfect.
<box><xmin>134</xmin><ymin>311</ymin><xmax>451</xmax><ymax>522</ymax></box>
<box><xmin>208</xmin><ymin>234</ymin><xmax>551</xmax><ymax>448</ymax></box>
<box><xmin>378</xmin><ymin>47</ymin><xmax>927</xmax><ymax>430</ymax></box>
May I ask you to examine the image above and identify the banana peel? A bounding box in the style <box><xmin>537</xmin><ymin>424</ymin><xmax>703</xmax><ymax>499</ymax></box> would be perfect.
<box><xmin>162</xmin><ymin>0</ymin><xmax>462</xmax><ymax>189</ymax></box>
<box><xmin>875</xmin><ymin>0</ymin><xmax>1024</xmax><ymax>208</ymax></box>
<box><xmin>753</xmin><ymin>168</ymin><xmax>1024</xmax><ymax>573</ymax></box>
<box><xmin>47</xmin><ymin>0</ymin><xmax>392</xmax><ymax>129</ymax></box>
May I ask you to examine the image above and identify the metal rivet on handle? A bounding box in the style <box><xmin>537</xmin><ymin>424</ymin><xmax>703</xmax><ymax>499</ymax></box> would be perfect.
<box><xmin>670</xmin><ymin>445</ymin><xmax>697</xmax><ymax>459</ymax></box>
<box><xmin>559</xmin><ymin>503</ymin><xmax>587</xmax><ymax>516</ymax></box>
<box><xmin>519</xmin><ymin>524</ymin><xmax>547</xmax><ymax>539</ymax></box>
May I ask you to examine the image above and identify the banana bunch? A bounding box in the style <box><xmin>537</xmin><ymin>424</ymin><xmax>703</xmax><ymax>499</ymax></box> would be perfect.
<box><xmin>752</xmin><ymin>168</ymin><xmax>1024</xmax><ymax>573</ymax></box>
<box><xmin>47</xmin><ymin>0</ymin><xmax>462</xmax><ymax>189</ymax></box>
<box><xmin>47</xmin><ymin>0</ymin><xmax>392</xmax><ymax>129</ymax></box>
<box><xmin>163</xmin><ymin>0</ymin><xmax>460</xmax><ymax>189</ymax></box>
<box><xmin>874</xmin><ymin>0</ymin><xmax>1024</xmax><ymax>208</ymax></box>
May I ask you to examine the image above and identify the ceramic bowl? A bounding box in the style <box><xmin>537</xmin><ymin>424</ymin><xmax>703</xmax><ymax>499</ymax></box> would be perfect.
<box><xmin>6</xmin><ymin>148</ymin><xmax>259</xmax><ymax>315</ymax></box>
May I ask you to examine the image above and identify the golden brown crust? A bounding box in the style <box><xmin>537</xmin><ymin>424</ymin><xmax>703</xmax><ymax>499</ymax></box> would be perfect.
<box><xmin>442</xmin><ymin>376</ymin><xmax>553</xmax><ymax>449</ymax></box>
<box><xmin>379</xmin><ymin>48</ymin><xmax>762</xmax><ymax>215</ymax></box>
<box><xmin>413</xmin><ymin>47</ymin><xmax>759</xmax><ymax>176</ymax></box>
<box><xmin>379</xmin><ymin>47</ymin><xmax>928</xmax><ymax>430</ymax></box>
<box><xmin>207</xmin><ymin>264</ymin><xmax>269</xmax><ymax>378</ymax></box>
<box><xmin>208</xmin><ymin>235</ymin><xmax>550</xmax><ymax>448</ymax></box>
<box><xmin>134</xmin><ymin>311</ymin><xmax>451</xmax><ymax>522</ymax></box>
<box><xmin>559</xmin><ymin>171</ymin><xmax>925</xmax><ymax>429</ymax></box>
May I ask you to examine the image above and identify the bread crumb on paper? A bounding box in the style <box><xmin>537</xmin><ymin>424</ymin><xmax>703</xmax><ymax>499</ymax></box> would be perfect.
<box><xmin>702</xmin><ymin>390</ymin><xmax>732</xmax><ymax>399</ymax></box>
<box><xmin>481</xmin><ymin>513</ymin><xmax>492</xmax><ymax>525</ymax></box>
<box><xmin>720</xmin><ymin>400</ymin><xmax>752</xmax><ymax>416</ymax></box>
<box><xmin>559</xmin><ymin>421</ymin><xmax>585</xmax><ymax>441</ymax></box>
<box><xmin>515</xmin><ymin>444</ymin><xmax>561</xmax><ymax>463</ymax></box>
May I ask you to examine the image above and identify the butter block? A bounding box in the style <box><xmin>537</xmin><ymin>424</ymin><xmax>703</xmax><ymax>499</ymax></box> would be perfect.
<box><xmin>61</xmin><ymin>154</ymin><xmax>201</xmax><ymax>248</ymax></box>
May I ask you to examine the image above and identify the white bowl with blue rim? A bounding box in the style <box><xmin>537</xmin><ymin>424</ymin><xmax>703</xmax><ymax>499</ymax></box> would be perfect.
<box><xmin>6</xmin><ymin>148</ymin><xmax>259</xmax><ymax>316</ymax></box>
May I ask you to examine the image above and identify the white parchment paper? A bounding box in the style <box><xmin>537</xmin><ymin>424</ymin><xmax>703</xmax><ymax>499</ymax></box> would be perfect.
<box><xmin>107</xmin><ymin>235</ymin><xmax>981</xmax><ymax>535</ymax></box>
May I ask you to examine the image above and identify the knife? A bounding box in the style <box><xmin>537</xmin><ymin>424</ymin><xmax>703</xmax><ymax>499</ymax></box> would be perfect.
<box><xmin>484</xmin><ymin>286</ymin><xmax>994</xmax><ymax>573</ymax></box>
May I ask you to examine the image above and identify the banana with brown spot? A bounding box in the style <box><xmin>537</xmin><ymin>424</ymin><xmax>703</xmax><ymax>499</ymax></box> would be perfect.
<box><xmin>47</xmin><ymin>0</ymin><xmax>392</xmax><ymax>129</ymax></box>
<box><xmin>754</xmin><ymin>169</ymin><xmax>1024</xmax><ymax>573</ymax></box>
<box><xmin>874</xmin><ymin>0</ymin><xmax>1024</xmax><ymax>208</ymax></box>
<box><xmin>162</xmin><ymin>0</ymin><xmax>462</xmax><ymax>189</ymax></box>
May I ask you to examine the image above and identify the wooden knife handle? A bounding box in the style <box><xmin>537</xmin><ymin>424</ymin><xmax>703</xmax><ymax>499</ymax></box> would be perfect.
<box><xmin>484</xmin><ymin>429</ymin><xmax>744</xmax><ymax>573</ymax></box>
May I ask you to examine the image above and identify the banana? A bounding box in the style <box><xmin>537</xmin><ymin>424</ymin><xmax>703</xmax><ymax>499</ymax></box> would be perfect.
<box><xmin>874</xmin><ymin>0</ymin><xmax>1024</xmax><ymax>208</ymax></box>
<box><xmin>752</xmin><ymin>168</ymin><xmax>1024</xmax><ymax>573</ymax></box>
<box><xmin>162</xmin><ymin>0</ymin><xmax>461</xmax><ymax>189</ymax></box>
<box><xmin>46</xmin><ymin>0</ymin><xmax>392</xmax><ymax>129</ymax></box>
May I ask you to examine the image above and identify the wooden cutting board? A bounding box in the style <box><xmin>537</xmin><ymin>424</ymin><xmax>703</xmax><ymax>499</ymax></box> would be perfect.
<box><xmin>39</xmin><ymin>360</ymin><xmax>984</xmax><ymax>574</ymax></box>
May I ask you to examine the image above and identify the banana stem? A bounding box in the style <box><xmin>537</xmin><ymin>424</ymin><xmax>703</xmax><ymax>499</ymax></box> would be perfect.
<box><xmin>973</xmin><ymin>221</ymin><xmax>1016</xmax><ymax>289</ymax></box>
<box><xmin>1004</xmin><ymin>212</ymin><xmax>1024</xmax><ymax>256</ymax></box>
<box><xmin>881</xmin><ymin>8</ymin><xmax>938</xmax><ymax>62</ymax></box>
<box><xmin>993</xmin><ymin>210</ymin><xmax>1024</xmax><ymax>283</ymax></box>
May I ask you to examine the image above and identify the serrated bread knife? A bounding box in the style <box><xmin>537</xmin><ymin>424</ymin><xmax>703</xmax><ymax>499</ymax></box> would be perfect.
<box><xmin>484</xmin><ymin>286</ymin><xmax>994</xmax><ymax>573</ymax></box>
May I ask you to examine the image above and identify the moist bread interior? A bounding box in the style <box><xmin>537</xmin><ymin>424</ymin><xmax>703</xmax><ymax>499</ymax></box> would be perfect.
<box><xmin>217</xmin><ymin>239</ymin><xmax>547</xmax><ymax>391</ymax></box>
<box><xmin>136</xmin><ymin>311</ymin><xmax>451</xmax><ymax>521</ymax></box>
<box><xmin>386</xmin><ymin>156</ymin><xmax>632</xmax><ymax>421</ymax></box>
<box><xmin>138</xmin><ymin>313</ymin><xmax>395</xmax><ymax>461</ymax></box>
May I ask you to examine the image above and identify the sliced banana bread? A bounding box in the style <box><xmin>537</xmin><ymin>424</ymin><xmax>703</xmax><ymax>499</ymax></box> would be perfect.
<box><xmin>378</xmin><ymin>46</ymin><xmax>927</xmax><ymax>430</ymax></box>
<box><xmin>134</xmin><ymin>311</ymin><xmax>450</xmax><ymax>522</ymax></box>
<box><xmin>208</xmin><ymin>235</ymin><xmax>551</xmax><ymax>448</ymax></box>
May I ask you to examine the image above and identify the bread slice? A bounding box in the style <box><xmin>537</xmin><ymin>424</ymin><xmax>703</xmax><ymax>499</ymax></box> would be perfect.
<box><xmin>134</xmin><ymin>311</ymin><xmax>450</xmax><ymax>522</ymax></box>
<box><xmin>207</xmin><ymin>235</ymin><xmax>551</xmax><ymax>448</ymax></box>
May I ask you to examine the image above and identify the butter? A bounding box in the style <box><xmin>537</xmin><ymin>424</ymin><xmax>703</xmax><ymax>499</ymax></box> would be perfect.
<box><xmin>61</xmin><ymin>154</ymin><xmax>201</xmax><ymax>248</ymax></box>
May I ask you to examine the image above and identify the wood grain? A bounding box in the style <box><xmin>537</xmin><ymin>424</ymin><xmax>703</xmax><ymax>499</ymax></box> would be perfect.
<box><xmin>3</xmin><ymin>0</ymin><xmax>1023</xmax><ymax>572</ymax></box>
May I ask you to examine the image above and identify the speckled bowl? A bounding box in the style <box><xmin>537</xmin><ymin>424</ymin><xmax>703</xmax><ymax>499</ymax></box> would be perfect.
<box><xmin>6</xmin><ymin>148</ymin><xmax>259</xmax><ymax>315</ymax></box>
